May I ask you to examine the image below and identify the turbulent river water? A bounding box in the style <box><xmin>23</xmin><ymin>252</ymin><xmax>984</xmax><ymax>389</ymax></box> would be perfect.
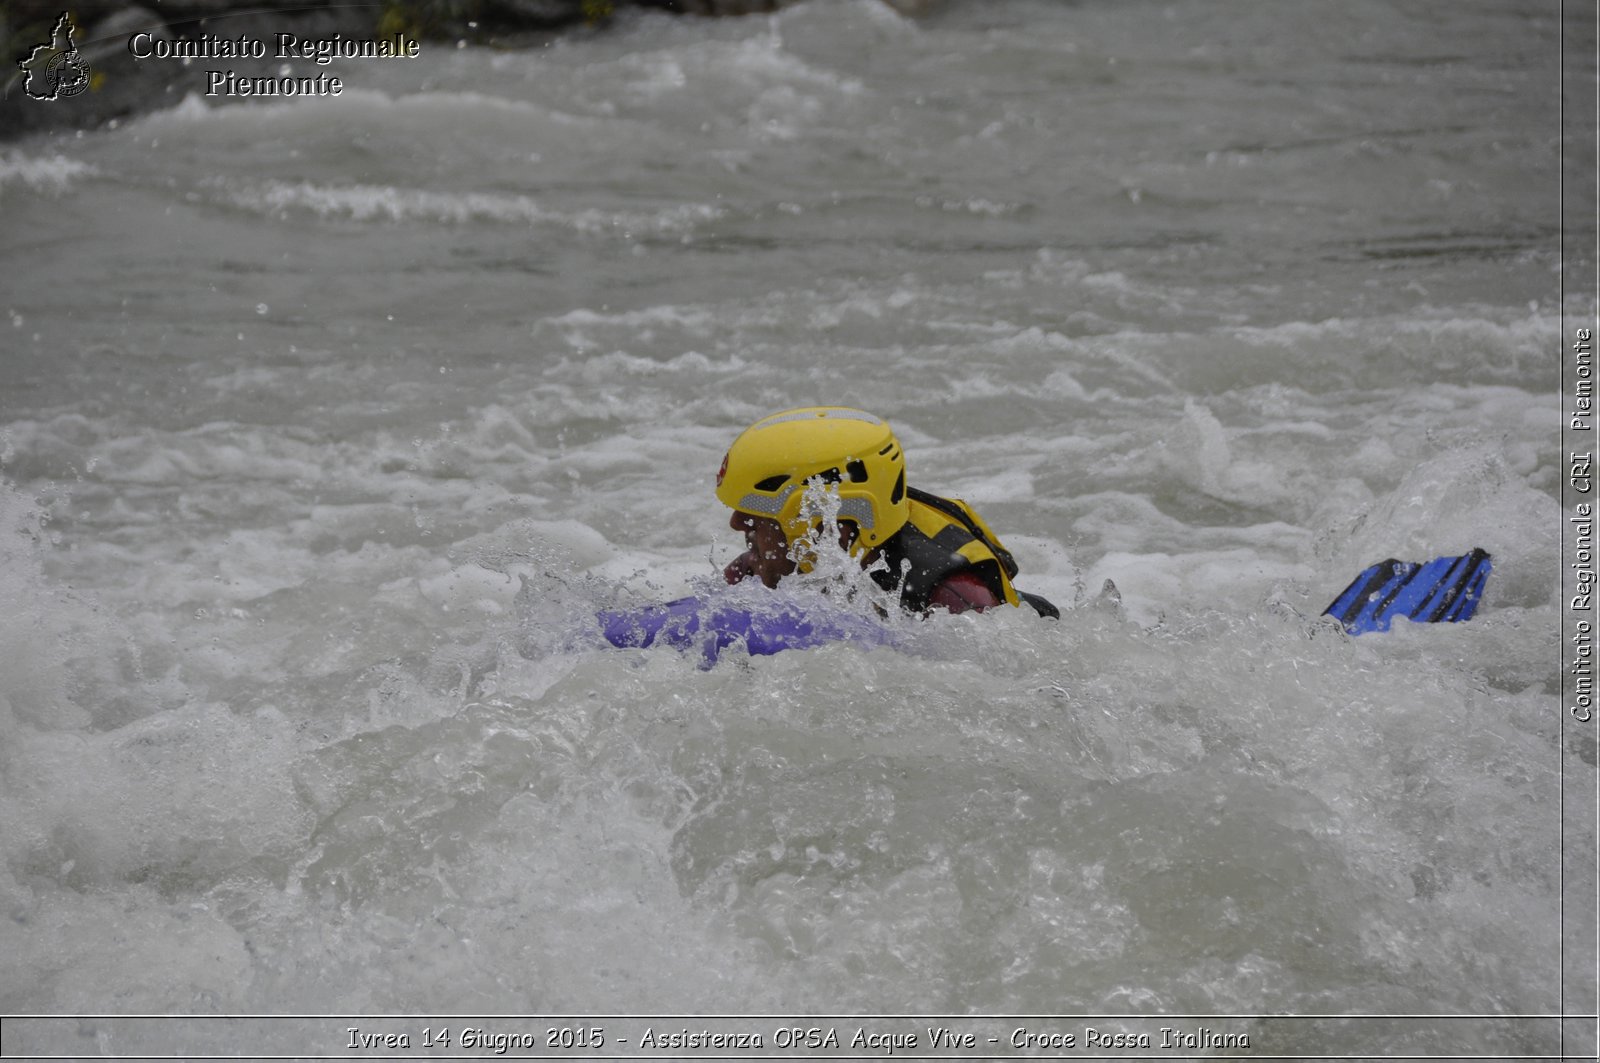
<box><xmin>1</xmin><ymin>0</ymin><xmax>1594</xmax><ymax>1056</ymax></box>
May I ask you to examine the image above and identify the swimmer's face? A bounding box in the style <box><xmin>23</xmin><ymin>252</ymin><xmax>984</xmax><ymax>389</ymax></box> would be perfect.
<box><xmin>728</xmin><ymin>511</ymin><xmax>796</xmax><ymax>588</ymax></box>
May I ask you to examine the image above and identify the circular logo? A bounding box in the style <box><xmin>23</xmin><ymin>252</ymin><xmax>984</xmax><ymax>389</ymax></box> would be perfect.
<box><xmin>715</xmin><ymin>451</ymin><xmax>729</xmax><ymax>488</ymax></box>
<box><xmin>46</xmin><ymin>50</ymin><xmax>91</xmax><ymax>98</ymax></box>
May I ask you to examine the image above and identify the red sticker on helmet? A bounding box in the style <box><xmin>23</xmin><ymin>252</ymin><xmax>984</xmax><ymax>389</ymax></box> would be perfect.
<box><xmin>715</xmin><ymin>451</ymin><xmax>729</xmax><ymax>487</ymax></box>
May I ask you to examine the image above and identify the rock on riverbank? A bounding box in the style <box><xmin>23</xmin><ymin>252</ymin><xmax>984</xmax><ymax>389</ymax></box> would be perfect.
<box><xmin>1</xmin><ymin>0</ymin><xmax>937</xmax><ymax>140</ymax></box>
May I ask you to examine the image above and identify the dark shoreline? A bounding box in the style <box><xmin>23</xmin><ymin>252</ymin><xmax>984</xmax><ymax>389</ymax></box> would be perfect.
<box><xmin>2</xmin><ymin>0</ymin><xmax>931</xmax><ymax>142</ymax></box>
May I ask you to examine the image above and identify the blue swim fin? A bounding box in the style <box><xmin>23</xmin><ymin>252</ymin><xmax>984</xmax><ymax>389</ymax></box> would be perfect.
<box><xmin>1323</xmin><ymin>549</ymin><xmax>1492</xmax><ymax>635</ymax></box>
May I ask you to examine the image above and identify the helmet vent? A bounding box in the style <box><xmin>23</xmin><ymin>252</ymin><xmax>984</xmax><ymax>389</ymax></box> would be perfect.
<box><xmin>754</xmin><ymin>474</ymin><xmax>790</xmax><ymax>492</ymax></box>
<box><xmin>890</xmin><ymin>470</ymin><xmax>905</xmax><ymax>505</ymax></box>
<box><xmin>846</xmin><ymin>459</ymin><xmax>868</xmax><ymax>483</ymax></box>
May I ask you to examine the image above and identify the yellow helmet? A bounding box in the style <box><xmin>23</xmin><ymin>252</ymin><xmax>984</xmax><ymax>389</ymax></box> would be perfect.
<box><xmin>715</xmin><ymin>406</ymin><xmax>910</xmax><ymax>549</ymax></box>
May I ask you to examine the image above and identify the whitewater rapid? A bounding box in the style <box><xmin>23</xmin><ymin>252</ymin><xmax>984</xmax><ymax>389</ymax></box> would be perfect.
<box><xmin>0</xmin><ymin>0</ymin><xmax>1591</xmax><ymax>1056</ymax></box>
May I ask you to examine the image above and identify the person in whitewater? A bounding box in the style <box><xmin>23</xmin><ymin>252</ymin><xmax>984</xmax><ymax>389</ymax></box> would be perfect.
<box><xmin>716</xmin><ymin>406</ymin><xmax>1059</xmax><ymax>618</ymax></box>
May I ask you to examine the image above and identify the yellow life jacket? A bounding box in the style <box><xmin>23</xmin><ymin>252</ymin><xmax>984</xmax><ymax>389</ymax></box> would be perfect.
<box><xmin>873</xmin><ymin>487</ymin><xmax>1036</xmax><ymax>613</ymax></box>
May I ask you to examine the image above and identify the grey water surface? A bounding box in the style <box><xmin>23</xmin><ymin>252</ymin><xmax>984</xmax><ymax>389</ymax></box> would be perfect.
<box><xmin>0</xmin><ymin>0</ymin><xmax>1588</xmax><ymax>1056</ymax></box>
